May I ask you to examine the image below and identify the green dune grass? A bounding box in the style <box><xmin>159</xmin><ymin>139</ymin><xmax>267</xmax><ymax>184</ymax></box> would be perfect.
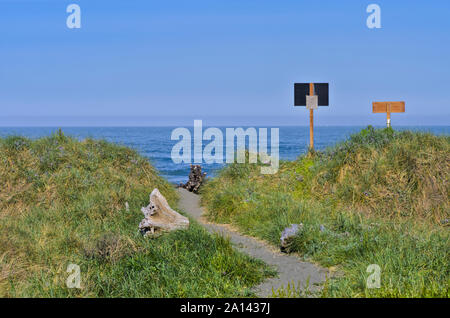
<box><xmin>202</xmin><ymin>127</ymin><xmax>449</xmax><ymax>297</ymax></box>
<box><xmin>0</xmin><ymin>131</ymin><xmax>273</xmax><ymax>297</ymax></box>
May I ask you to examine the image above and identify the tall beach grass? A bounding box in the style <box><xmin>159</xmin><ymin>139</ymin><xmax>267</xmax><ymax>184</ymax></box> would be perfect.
<box><xmin>202</xmin><ymin>127</ymin><xmax>449</xmax><ymax>297</ymax></box>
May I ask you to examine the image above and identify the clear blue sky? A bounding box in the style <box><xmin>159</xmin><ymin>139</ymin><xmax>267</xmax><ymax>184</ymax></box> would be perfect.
<box><xmin>1</xmin><ymin>0</ymin><xmax>449</xmax><ymax>125</ymax></box>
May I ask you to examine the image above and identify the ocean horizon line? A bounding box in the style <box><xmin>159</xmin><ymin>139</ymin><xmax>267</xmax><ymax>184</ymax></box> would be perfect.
<box><xmin>0</xmin><ymin>115</ymin><xmax>449</xmax><ymax>127</ymax></box>
<box><xmin>1</xmin><ymin>125</ymin><xmax>449</xmax><ymax>128</ymax></box>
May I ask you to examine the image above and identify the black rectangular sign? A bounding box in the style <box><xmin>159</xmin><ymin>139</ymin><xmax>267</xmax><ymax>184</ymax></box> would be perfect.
<box><xmin>294</xmin><ymin>83</ymin><xmax>329</xmax><ymax>106</ymax></box>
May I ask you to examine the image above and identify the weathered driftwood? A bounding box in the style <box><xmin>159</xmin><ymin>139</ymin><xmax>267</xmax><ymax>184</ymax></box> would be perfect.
<box><xmin>180</xmin><ymin>165</ymin><xmax>206</xmax><ymax>194</ymax></box>
<box><xmin>139</xmin><ymin>188</ymin><xmax>189</xmax><ymax>237</ymax></box>
<box><xmin>280</xmin><ymin>223</ymin><xmax>303</xmax><ymax>253</ymax></box>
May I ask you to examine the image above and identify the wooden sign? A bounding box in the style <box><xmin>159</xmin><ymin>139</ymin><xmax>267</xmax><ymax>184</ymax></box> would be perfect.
<box><xmin>372</xmin><ymin>101</ymin><xmax>405</xmax><ymax>127</ymax></box>
<box><xmin>372</xmin><ymin>101</ymin><xmax>405</xmax><ymax>113</ymax></box>
<box><xmin>294</xmin><ymin>83</ymin><xmax>330</xmax><ymax>150</ymax></box>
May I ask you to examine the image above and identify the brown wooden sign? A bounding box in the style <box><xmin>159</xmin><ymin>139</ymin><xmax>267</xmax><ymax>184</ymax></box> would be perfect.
<box><xmin>372</xmin><ymin>101</ymin><xmax>405</xmax><ymax>113</ymax></box>
<box><xmin>372</xmin><ymin>101</ymin><xmax>405</xmax><ymax>127</ymax></box>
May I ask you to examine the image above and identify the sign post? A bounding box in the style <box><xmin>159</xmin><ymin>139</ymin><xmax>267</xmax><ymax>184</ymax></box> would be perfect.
<box><xmin>294</xmin><ymin>83</ymin><xmax>329</xmax><ymax>150</ymax></box>
<box><xmin>372</xmin><ymin>101</ymin><xmax>405</xmax><ymax>127</ymax></box>
<box><xmin>309</xmin><ymin>83</ymin><xmax>314</xmax><ymax>148</ymax></box>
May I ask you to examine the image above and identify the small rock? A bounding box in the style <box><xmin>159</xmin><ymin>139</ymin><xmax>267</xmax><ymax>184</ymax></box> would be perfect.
<box><xmin>319</xmin><ymin>224</ymin><xmax>326</xmax><ymax>232</ymax></box>
<box><xmin>125</xmin><ymin>202</ymin><xmax>129</xmax><ymax>212</ymax></box>
<box><xmin>280</xmin><ymin>224</ymin><xmax>303</xmax><ymax>253</ymax></box>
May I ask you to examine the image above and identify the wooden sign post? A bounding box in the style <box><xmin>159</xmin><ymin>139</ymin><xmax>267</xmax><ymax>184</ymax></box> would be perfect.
<box><xmin>309</xmin><ymin>83</ymin><xmax>314</xmax><ymax>148</ymax></box>
<box><xmin>294</xmin><ymin>83</ymin><xmax>329</xmax><ymax>150</ymax></box>
<box><xmin>372</xmin><ymin>101</ymin><xmax>405</xmax><ymax>127</ymax></box>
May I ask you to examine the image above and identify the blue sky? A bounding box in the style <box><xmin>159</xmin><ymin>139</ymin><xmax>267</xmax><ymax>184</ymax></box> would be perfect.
<box><xmin>0</xmin><ymin>0</ymin><xmax>449</xmax><ymax>125</ymax></box>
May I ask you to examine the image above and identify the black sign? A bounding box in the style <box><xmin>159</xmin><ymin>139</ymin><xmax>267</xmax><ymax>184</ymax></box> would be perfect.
<box><xmin>294</xmin><ymin>83</ymin><xmax>329</xmax><ymax>106</ymax></box>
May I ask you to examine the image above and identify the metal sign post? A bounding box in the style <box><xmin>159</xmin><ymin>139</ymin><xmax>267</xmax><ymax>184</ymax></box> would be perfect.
<box><xmin>372</xmin><ymin>101</ymin><xmax>405</xmax><ymax>127</ymax></box>
<box><xmin>294</xmin><ymin>83</ymin><xmax>329</xmax><ymax>150</ymax></box>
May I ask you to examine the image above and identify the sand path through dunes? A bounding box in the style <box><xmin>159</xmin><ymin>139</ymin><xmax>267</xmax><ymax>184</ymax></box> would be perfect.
<box><xmin>177</xmin><ymin>188</ymin><xmax>328</xmax><ymax>297</ymax></box>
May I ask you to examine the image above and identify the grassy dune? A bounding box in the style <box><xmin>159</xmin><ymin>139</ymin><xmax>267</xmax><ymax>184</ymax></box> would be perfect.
<box><xmin>202</xmin><ymin>127</ymin><xmax>449</xmax><ymax>297</ymax></box>
<box><xmin>0</xmin><ymin>132</ymin><xmax>272</xmax><ymax>297</ymax></box>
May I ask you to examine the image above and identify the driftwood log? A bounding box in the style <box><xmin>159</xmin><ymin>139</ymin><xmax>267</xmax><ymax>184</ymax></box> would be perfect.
<box><xmin>180</xmin><ymin>165</ymin><xmax>206</xmax><ymax>193</ymax></box>
<box><xmin>139</xmin><ymin>188</ymin><xmax>189</xmax><ymax>237</ymax></box>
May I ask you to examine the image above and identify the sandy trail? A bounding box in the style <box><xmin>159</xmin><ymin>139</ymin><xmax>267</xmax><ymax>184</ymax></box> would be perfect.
<box><xmin>177</xmin><ymin>188</ymin><xmax>328</xmax><ymax>297</ymax></box>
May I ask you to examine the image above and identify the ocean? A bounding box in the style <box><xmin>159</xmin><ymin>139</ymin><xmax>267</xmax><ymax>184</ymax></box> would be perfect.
<box><xmin>0</xmin><ymin>126</ymin><xmax>448</xmax><ymax>184</ymax></box>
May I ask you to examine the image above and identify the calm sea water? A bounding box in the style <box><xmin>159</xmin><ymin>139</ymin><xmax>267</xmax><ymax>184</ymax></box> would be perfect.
<box><xmin>0</xmin><ymin>126</ymin><xmax>448</xmax><ymax>184</ymax></box>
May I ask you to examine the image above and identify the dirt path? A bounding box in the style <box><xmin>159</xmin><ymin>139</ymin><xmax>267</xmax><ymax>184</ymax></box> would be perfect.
<box><xmin>177</xmin><ymin>188</ymin><xmax>328</xmax><ymax>297</ymax></box>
